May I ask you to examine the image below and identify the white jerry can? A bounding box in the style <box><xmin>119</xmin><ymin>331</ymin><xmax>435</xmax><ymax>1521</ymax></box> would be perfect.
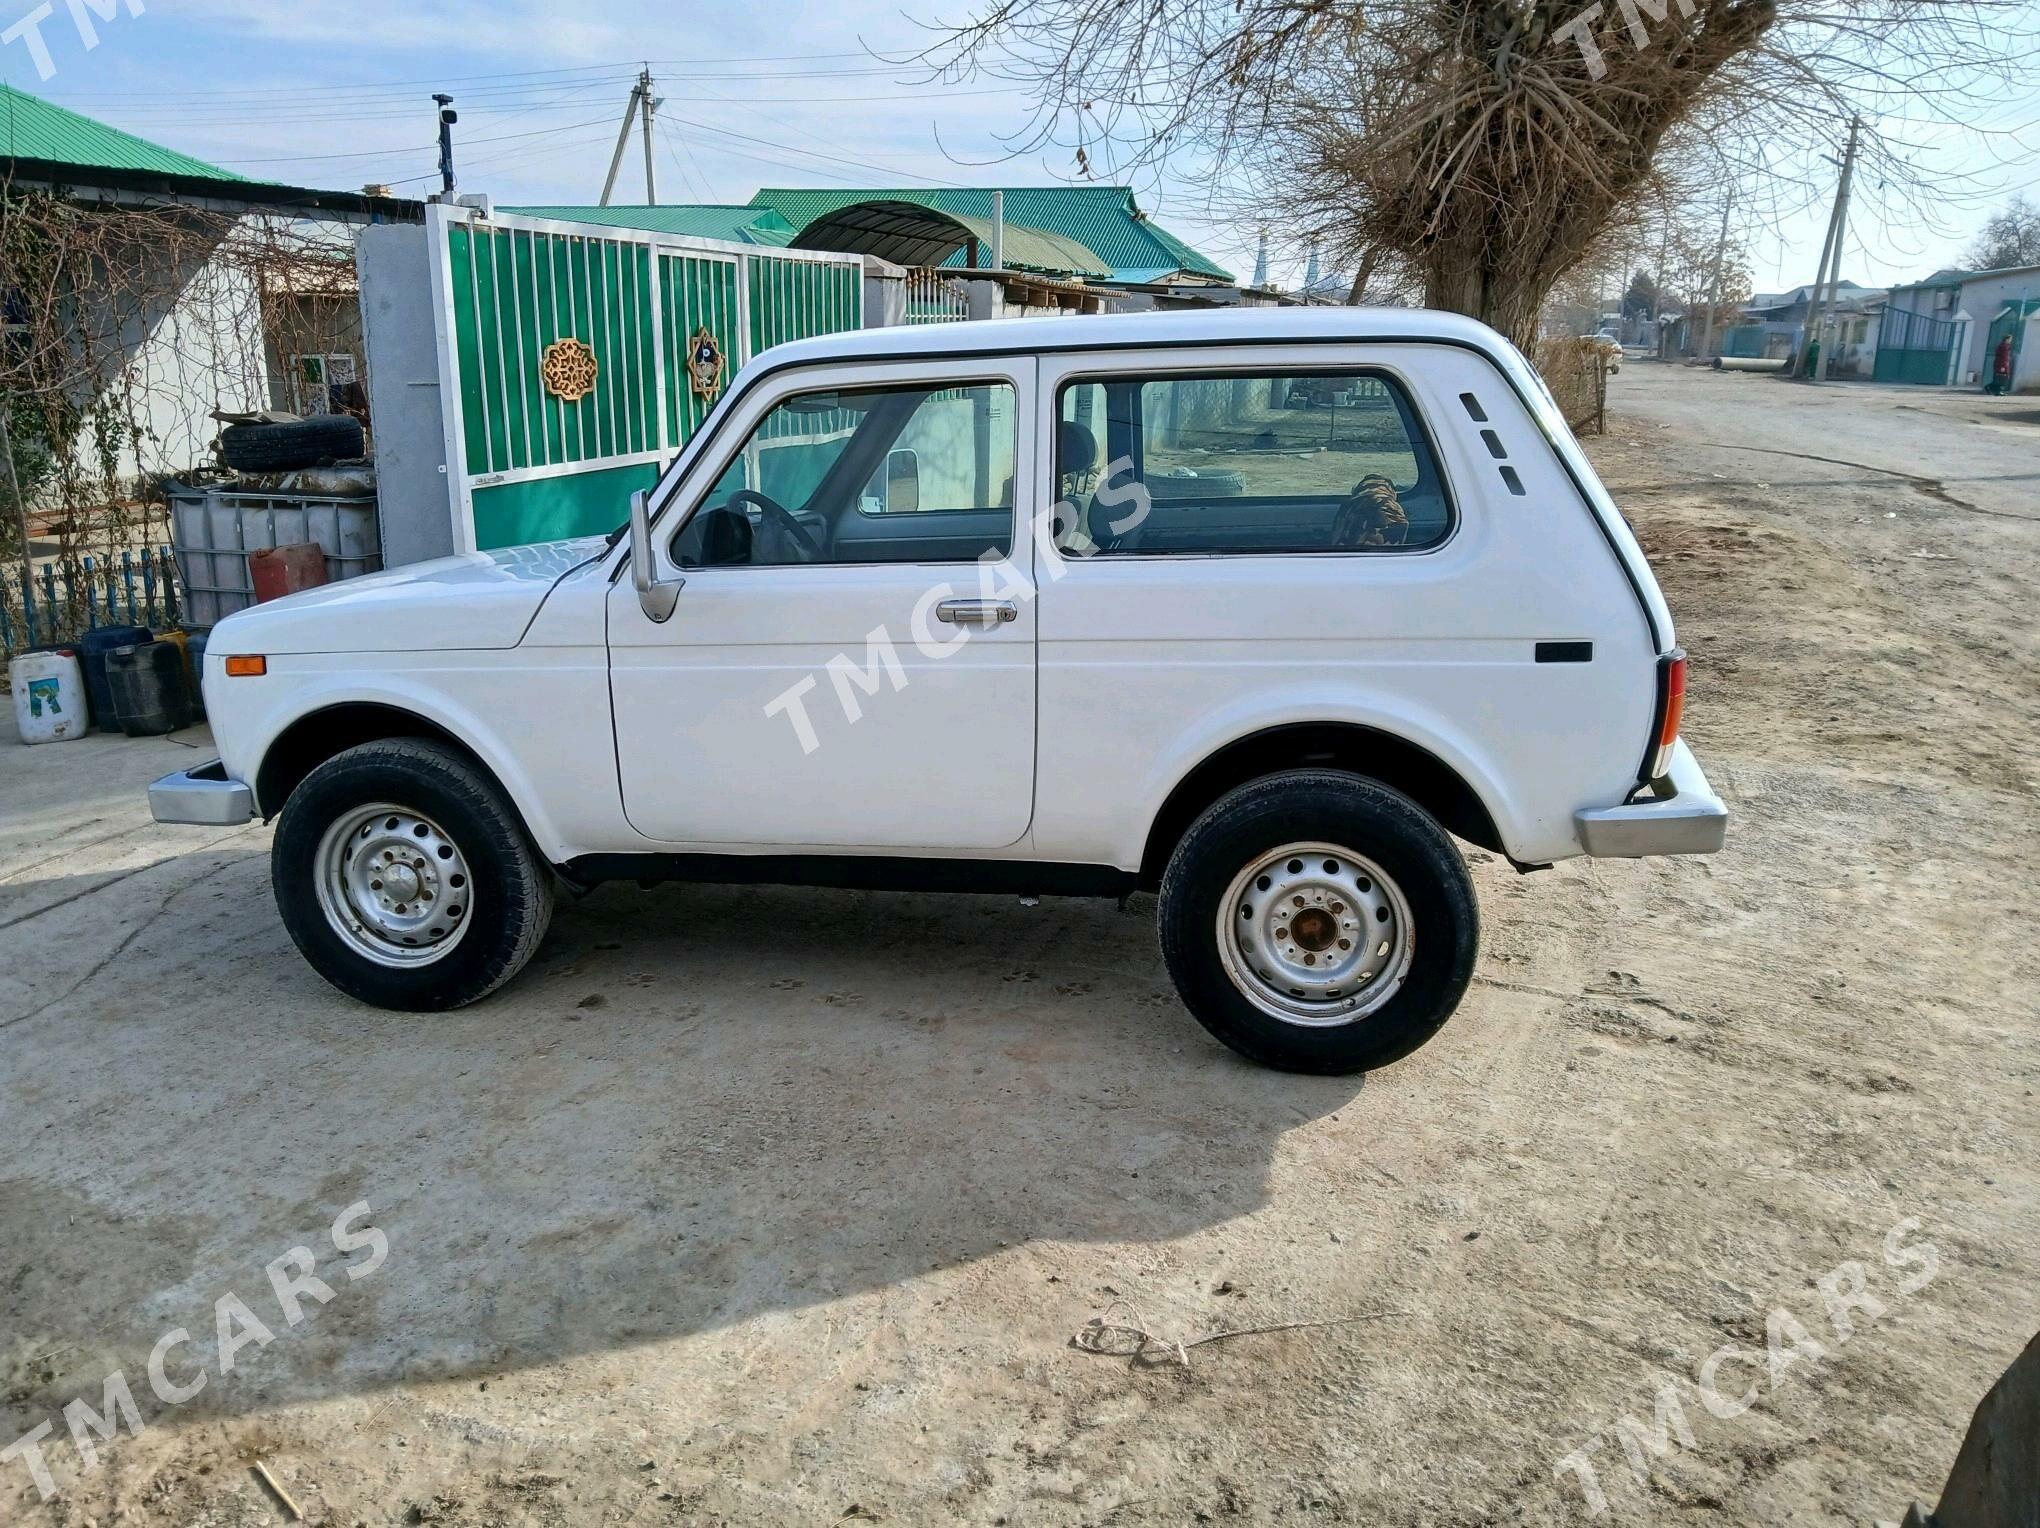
<box><xmin>10</xmin><ymin>648</ymin><xmax>88</xmax><ymax>744</ymax></box>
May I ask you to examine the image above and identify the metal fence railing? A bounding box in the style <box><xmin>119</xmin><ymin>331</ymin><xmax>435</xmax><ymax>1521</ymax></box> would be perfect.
<box><xmin>1</xmin><ymin>548</ymin><xmax>182</xmax><ymax>658</ymax></box>
<box><xmin>905</xmin><ymin>268</ymin><xmax>970</xmax><ymax>325</ymax></box>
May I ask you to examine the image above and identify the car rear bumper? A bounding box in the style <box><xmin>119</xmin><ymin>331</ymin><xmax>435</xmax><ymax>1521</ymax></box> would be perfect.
<box><xmin>149</xmin><ymin>759</ymin><xmax>255</xmax><ymax>826</ymax></box>
<box><xmin>1574</xmin><ymin>741</ymin><xmax>1728</xmax><ymax>857</ymax></box>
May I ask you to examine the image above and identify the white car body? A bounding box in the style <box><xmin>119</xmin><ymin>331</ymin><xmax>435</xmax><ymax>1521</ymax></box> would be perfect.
<box><xmin>150</xmin><ymin>308</ymin><xmax>1724</xmax><ymax>1067</ymax></box>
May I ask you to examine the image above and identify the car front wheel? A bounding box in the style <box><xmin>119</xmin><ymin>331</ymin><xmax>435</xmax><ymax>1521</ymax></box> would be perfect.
<box><xmin>272</xmin><ymin>738</ymin><xmax>554</xmax><ymax>1010</ymax></box>
<box><xmin>1158</xmin><ymin>770</ymin><xmax>1479</xmax><ymax>1074</ymax></box>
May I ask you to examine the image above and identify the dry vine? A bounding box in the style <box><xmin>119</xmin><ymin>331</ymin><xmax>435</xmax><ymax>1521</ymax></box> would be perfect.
<box><xmin>1</xmin><ymin>186</ymin><xmax>366</xmax><ymax>574</ymax></box>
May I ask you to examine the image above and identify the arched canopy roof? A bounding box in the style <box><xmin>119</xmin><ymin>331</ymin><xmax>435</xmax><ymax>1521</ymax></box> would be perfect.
<box><xmin>791</xmin><ymin>199</ymin><xmax>1111</xmax><ymax>279</ymax></box>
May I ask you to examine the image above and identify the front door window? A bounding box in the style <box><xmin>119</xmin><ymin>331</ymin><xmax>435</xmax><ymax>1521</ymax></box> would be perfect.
<box><xmin>673</xmin><ymin>381</ymin><xmax>1017</xmax><ymax>569</ymax></box>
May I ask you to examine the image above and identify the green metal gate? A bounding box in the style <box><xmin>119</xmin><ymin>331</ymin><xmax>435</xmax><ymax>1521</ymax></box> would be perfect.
<box><xmin>429</xmin><ymin>205</ymin><xmax>862</xmax><ymax>551</ymax></box>
<box><xmin>1873</xmin><ymin>307</ymin><xmax>1958</xmax><ymax>386</ymax></box>
<box><xmin>1984</xmin><ymin>298</ymin><xmax>2039</xmax><ymax>386</ymax></box>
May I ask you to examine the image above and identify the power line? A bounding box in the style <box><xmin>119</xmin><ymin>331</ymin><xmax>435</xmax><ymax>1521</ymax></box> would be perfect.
<box><xmin>209</xmin><ymin>114</ymin><xmax>622</xmax><ymax>166</ymax></box>
<box><xmin>41</xmin><ymin>56</ymin><xmax>922</xmax><ymax>108</ymax></box>
<box><xmin>381</xmin><ymin>125</ymin><xmax>623</xmax><ymax>190</ymax></box>
<box><xmin>657</xmin><ymin>111</ymin><xmax>970</xmax><ymax>188</ymax></box>
<box><xmin>38</xmin><ymin>52</ymin><xmax>881</xmax><ymax>102</ymax></box>
<box><xmin>76</xmin><ymin>83</ymin><xmax>1028</xmax><ymax>131</ymax></box>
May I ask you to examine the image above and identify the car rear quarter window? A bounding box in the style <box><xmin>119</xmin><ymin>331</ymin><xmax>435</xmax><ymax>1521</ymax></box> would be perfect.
<box><xmin>1054</xmin><ymin>368</ymin><xmax>1451</xmax><ymax>557</ymax></box>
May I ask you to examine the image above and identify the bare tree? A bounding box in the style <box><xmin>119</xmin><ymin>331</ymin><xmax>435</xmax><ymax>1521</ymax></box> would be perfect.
<box><xmin>921</xmin><ymin>0</ymin><xmax>2031</xmax><ymax>346</ymax></box>
<box><xmin>1967</xmin><ymin>194</ymin><xmax>2040</xmax><ymax>273</ymax></box>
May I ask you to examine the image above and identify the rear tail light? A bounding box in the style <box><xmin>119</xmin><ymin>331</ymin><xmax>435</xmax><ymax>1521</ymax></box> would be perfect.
<box><xmin>1641</xmin><ymin>649</ymin><xmax>1687</xmax><ymax>783</ymax></box>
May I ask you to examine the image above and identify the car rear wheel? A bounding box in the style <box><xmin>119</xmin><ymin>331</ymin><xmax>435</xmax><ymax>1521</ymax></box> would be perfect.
<box><xmin>1158</xmin><ymin>770</ymin><xmax>1479</xmax><ymax>1074</ymax></box>
<box><xmin>272</xmin><ymin>738</ymin><xmax>553</xmax><ymax>1010</ymax></box>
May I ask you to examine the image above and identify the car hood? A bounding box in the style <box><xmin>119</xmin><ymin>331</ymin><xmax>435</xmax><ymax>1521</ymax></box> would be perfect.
<box><xmin>206</xmin><ymin>537</ymin><xmax>608</xmax><ymax>655</ymax></box>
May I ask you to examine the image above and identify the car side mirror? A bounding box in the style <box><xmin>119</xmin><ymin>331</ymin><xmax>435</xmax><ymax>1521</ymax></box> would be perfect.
<box><xmin>629</xmin><ymin>489</ymin><xmax>682</xmax><ymax>623</ymax></box>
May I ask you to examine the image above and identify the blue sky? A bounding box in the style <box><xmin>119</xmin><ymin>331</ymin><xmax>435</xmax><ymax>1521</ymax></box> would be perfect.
<box><xmin>4</xmin><ymin>0</ymin><xmax>2032</xmax><ymax>295</ymax></box>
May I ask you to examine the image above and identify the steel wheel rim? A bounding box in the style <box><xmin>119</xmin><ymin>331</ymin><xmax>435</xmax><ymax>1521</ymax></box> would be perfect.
<box><xmin>1216</xmin><ymin>841</ymin><xmax>1414</xmax><ymax>1027</ymax></box>
<box><xmin>314</xmin><ymin>802</ymin><xmax>474</xmax><ymax>968</ymax></box>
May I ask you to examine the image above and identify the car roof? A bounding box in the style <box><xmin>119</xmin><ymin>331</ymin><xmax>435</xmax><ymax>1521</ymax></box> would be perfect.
<box><xmin>748</xmin><ymin>306</ymin><xmax>1516</xmax><ymax>371</ymax></box>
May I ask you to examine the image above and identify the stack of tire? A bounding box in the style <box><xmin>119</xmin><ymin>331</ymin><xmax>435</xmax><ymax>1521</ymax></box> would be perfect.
<box><xmin>217</xmin><ymin>414</ymin><xmax>364</xmax><ymax>473</ymax></box>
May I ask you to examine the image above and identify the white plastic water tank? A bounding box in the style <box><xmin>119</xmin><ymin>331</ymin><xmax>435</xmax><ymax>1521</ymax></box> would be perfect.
<box><xmin>10</xmin><ymin>648</ymin><xmax>88</xmax><ymax>744</ymax></box>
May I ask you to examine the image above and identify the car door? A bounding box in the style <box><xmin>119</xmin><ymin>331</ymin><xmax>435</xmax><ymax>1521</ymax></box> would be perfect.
<box><xmin>1028</xmin><ymin>342</ymin><xmax>1656</xmax><ymax>870</ymax></box>
<box><xmin>607</xmin><ymin>354</ymin><xmax>1039</xmax><ymax>850</ymax></box>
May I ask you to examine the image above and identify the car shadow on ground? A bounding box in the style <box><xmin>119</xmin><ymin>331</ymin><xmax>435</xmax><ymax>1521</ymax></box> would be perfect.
<box><xmin>1</xmin><ymin>870</ymin><xmax>1363</xmax><ymax>1437</ymax></box>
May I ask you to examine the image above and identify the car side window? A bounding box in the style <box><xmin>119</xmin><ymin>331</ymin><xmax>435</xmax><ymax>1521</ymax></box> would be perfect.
<box><xmin>1052</xmin><ymin>368</ymin><xmax>1451</xmax><ymax>557</ymax></box>
<box><xmin>673</xmin><ymin>381</ymin><xmax>1016</xmax><ymax>569</ymax></box>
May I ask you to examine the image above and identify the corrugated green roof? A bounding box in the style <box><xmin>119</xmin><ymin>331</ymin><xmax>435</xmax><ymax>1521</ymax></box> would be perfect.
<box><xmin>505</xmin><ymin>203</ymin><xmax>797</xmax><ymax>246</ymax></box>
<box><xmin>749</xmin><ymin>187</ymin><xmax>1233</xmax><ymax>283</ymax></box>
<box><xmin>1</xmin><ymin>83</ymin><xmax>247</xmax><ymax>182</ymax></box>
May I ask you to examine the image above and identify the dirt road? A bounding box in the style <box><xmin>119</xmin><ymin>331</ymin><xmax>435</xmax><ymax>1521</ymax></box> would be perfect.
<box><xmin>2</xmin><ymin>363</ymin><xmax>2035</xmax><ymax>1526</ymax></box>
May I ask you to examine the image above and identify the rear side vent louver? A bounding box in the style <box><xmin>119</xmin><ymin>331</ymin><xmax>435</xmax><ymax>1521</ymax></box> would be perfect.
<box><xmin>1460</xmin><ymin>395</ymin><xmax>1526</xmax><ymax>499</ymax></box>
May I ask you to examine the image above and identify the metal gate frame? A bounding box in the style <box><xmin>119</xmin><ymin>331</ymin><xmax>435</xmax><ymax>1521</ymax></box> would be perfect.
<box><xmin>424</xmin><ymin>203</ymin><xmax>862</xmax><ymax>553</ymax></box>
<box><xmin>1873</xmin><ymin>306</ymin><xmax>1959</xmax><ymax>387</ymax></box>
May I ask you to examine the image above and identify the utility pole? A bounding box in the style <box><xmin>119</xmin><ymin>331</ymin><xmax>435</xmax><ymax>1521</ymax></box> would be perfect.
<box><xmin>433</xmin><ymin>94</ymin><xmax>458</xmax><ymax>201</ymax></box>
<box><xmin>1803</xmin><ymin>177</ymin><xmax>1845</xmax><ymax>372</ymax></box>
<box><xmin>599</xmin><ymin>80</ymin><xmax>642</xmax><ymax>205</ymax></box>
<box><xmin>1698</xmin><ymin>188</ymin><xmax>1734</xmax><ymax>359</ymax></box>
<box><xmin>639</xmin><ymin>66</ymin><xmax>658</xmax><ymax>207</ymax></box>
<box><xmin>1807</xmin><ymin>118</ymin><xmax>1860</xmax><ymax>384</ymax></box>
<box><xmin>599</xmin><ymin>70</ymin><xmax>661</xmax><ymax>205</ymax></box>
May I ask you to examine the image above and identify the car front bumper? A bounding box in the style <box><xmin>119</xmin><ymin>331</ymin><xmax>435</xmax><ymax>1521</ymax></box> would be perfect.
<box><xmin>149</xmin><ymin>759</ymin><xmax>256</xmax><ymax>826</ymax></box>
<box><xmin>1574</xmin><ymin>741</ymin><xmax>1728</xmax><ymax>857</ymax></box>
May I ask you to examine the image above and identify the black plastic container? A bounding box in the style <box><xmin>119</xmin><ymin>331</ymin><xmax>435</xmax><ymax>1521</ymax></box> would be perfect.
<box><xmin>107</xmin><ymin>640</ymin><xmax>195</xmax><ymax>737</ymax></box>
<box><xmin>75</xmin><ymin>624</ymin><xmax>151</xmax><ymax>730</ymax></box>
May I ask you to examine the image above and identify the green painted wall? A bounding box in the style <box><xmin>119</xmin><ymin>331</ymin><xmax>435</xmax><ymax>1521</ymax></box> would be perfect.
<box><xmin>472</xmin><ymin>461</ymin><xmax>659</xmax><ymax>551</ymax></box>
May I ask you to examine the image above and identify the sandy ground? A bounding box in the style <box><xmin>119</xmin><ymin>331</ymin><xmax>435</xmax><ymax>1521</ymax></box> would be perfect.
<box><xmin>2</xmin><ymin>363</ymin><xmax>2035</xmax><ymax>1527</ymax></box>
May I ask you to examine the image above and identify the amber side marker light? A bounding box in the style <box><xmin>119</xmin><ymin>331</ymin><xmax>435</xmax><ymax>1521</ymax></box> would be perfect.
<box><xmin>223</xmin><ymin>655</ymin><xmax>267</xmax><ymax>677</ymax></box>
<box><xmin>1646</xmin><ymin>649</ymin><xmax>1687</xmax><ymax>780</ymax></box>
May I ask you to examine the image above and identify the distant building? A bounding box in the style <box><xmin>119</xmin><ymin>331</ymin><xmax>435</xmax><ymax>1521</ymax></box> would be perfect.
<box><xmin>1</xmin><ymin>84</ymin><xmax>419</xmax><ymax>477</ymax></box>
<box><xmin>1884</xmin><ymin>263</ymin><xmax>2040</xmax><ymax>387</ymax></box>
<box><xmin>516</xmin><ymin>185</ymin><xmax>1235</xmax><ymax>293</ymax></box>
<box><xmin>1717</xmin><ymin>279</ymin><xmax>1885</xmax><ymax>375</ymax></box>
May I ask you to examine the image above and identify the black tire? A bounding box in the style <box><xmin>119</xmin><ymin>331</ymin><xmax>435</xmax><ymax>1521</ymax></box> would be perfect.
<box><xmin>272</xmin><ymin>739</ymin><xmax>554</xmax><ymax>1011</ymax></box>
<box><xmin>219</xmin><ymin>415</ymin><xmax>365</xmax><ymax>472</ymax></box>
<box><xmin>1158</xmin><ymin>770</ymin><xmax>1479</xmax><ymax>1075</ymax></box>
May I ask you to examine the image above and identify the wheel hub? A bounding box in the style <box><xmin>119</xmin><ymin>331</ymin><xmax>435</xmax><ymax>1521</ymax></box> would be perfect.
<box><xmin>1216</xmin><ymin>842</ymin><xmax>1414</xmax><ymax>1026</ymax></box>
<box><xmin>1289</xmin><ymin>906</ymin><xmax>1337</xmax><ymax>952</ymax></box>
<box><xmin>314</xmin><ymin>804</ymin><xmax>474</xmax><ymax>967</ymax></box>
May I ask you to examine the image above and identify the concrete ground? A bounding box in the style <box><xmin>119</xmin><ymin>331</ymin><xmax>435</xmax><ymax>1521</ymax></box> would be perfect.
<box><xmin>2</xmin><ymin>363</ymin><xmax>2035</xmax><ymax>1527</ymax></box>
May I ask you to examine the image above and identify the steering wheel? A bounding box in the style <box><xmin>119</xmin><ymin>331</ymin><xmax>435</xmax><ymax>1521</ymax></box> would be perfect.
<box><xmin>726</xmin><ymin>489</ymin><xmax>823</xmax><ymax>564</ymax></box>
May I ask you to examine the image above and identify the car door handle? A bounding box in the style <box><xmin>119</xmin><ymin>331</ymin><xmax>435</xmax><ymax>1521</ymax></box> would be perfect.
<box><xmin>936</xmin><ymin>599</ymin><xmax>1018</xmax><ymax>627</ymax></box>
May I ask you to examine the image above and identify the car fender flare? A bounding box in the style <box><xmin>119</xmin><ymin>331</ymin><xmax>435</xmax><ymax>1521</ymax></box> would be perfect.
<box><xmin>1130</xmin><ymin>687</ymin><xmax>1530</xmax><ymax>866</ymax></box>
<box><xmin>246</xmin><ymin>679</ymin><xmax>571</xmax><ymax>860</ymax></box>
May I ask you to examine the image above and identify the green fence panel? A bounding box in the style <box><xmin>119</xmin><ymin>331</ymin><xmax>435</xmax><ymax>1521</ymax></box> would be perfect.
<box><xmin>661</xmin><ymin>253</ymin><xmax>741</xmax><ymax>450</ymax></box>
<box><xmin>470</xmin><ymin>462</ymin><xmax>663</xmax><ymax>550</ymax></box>
<box><xmin>749</xmin><ymin>257</ymin><xmax>861</xmax><ymax>357</ymax></box>
<box><xmin>438</xmin><ymin>211</ymin><xmax>861</xmax><ymax>551</ymax></box>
